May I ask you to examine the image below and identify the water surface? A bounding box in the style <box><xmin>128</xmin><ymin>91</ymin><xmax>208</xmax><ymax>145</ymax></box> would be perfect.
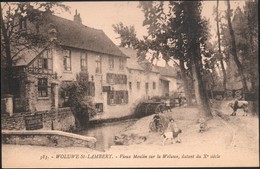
<box><xmin>77</xmin><ymin>119</ymin><xmax>137</xmax><ymax>151</ymax></box>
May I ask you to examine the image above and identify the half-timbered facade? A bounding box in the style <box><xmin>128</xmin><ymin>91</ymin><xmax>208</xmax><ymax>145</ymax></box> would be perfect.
<box><xmin>11</xmin><ymin>12</ymin><xmax>130</xmax><ymax>119</ymax></box>
<box><xmin>12</xmin><ymin>46</ymin><xmax>58</xmax><ymax>112</ymax></box>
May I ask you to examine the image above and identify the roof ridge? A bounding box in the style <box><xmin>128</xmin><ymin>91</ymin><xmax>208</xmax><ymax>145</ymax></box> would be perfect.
<box><xmin>49</xmin><ymin>14</ymin><xmax>103</xmax><ymax>32</ymax></box>
<box><xmin>45</xmin><ymin>14</ymin><xmax>127</xmax><ymax>58</ymax></box>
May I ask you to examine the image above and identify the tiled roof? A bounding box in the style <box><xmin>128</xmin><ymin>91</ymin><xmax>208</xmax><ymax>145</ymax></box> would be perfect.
<box><xmin>154</xmin><ymin>65</ymin><xmax>178</xmax><ymax>78</ymax></box>
<box><xmin>119</xmin><ymin>47</ymin><xmax>143</xmax><ymax>70</ymax></box>
<box><xmin>119</xmin><ymin>47</ymin><xmax>159</xmax><ymax>73</ymax></box>
<box><xmin>45</xmin><ymin>15</ymin><xmax>128</xmax><ymax>58</ymax></box>
<box><xmin>119</xmin><ymin>47</ymin><xmax>179</xmax><ymax>77</ymax></box>
<box><xmin>13</xmin><ymin>14</ymin><xmax>128</xmax><ymax>66</ymax></box>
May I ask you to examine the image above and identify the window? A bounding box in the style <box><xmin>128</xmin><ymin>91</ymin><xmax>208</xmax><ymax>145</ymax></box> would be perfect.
<box><xmin>63</xmin><ymin>50</ymin><xmax>71</xmax><ymax>71</ymax></box>
<box><xmin>96</xmin><ymin>55</ymin><xmax>102</xmax><ymax>73</ymax></box>
<box><xmin>153</xmin><ymin>82</ymin><xmax>156</xmax><ymax>90</ymax></box>
<box><xmin>119</xmin><ymin>91</ymin><xmax>125</xmax><ymax>104</ymax></box>
<box><xmin>107</xmin><ymin>73</ymin><xmax>115</xmax><ymax>84</ymax></box>
<box><xmin>108</xmin><ymin>91</ymin><xmax>115</xmax><ymax>105</ymax></box>
<box><xmin>38</xmin><ymin>78</ymin><xmax>48</xmax><ymax>97</ymax></box>
<box><xmin>38</xmin><ymin>58</ymin><xmax>48</xmax><ymax>69</ymax></box>
<box><xmin>106</xmin><ymin>73</ymin><xmax>127</xmax><ymax>84</ymax></box>
<box><xmin>145</xmin><ymin>82</ymin><xmax>149</xmax><ymax>94</ymax></box>
<box><xmin>43</xmin><ymin>58</ymin><xmax>48</xmax><ymax>69</ymax></box>
<box><xmin>137</xmin><ymin>82</ymin><xmax>140</xmax><ymax>90</ymax></box>
<box><xmin>107</xmin><ymin>90</ymin><xmax>128</xmax><ymax>105</ymax></box>
<box><xmin>81</xmin><ymin>53</ymin><xmax>88</xmax><ymax>71</ymax></box>
<box><xmin>30</xmin><ymin>49</ymin><xmax>53</xmax><ymax>74</ymax></box>
<box><xmin>95</xmin><ymin>103</ymin><xmax>103</xmax><ymax>112</ymax></box>
<box><xmin>129</xmin><ymin>82</ymin><xmax>132</xmax><ymax>91</ymax></box>
<box><xmin>119</xmin><ymin>58</ymin><xmax>124</xmax><ymax>70</ymax></box>
<box><xmin>109</xmin><ymin>56</ymin><xmax>114</xmax><ymax>69</ymax></box>
<box><xmin>87</xmin><ymin>82</ymin><xmax>95</xmax><ymax>96</ymax></box>
<box><xmin>145</xmin><ymin>83</ymin><xmax>149</xmax><ymax>90</ymax></box>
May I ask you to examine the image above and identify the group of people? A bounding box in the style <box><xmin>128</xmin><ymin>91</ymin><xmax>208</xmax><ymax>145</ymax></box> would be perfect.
<box><xmin>152</xmin><ymin>115</ymin><xmax>182</xmax><ymax>145</ymax></box>
<box><xmin>162</xmin><ymin>95</ymin><xmax>185</xmax><ymax>113</ymax></box>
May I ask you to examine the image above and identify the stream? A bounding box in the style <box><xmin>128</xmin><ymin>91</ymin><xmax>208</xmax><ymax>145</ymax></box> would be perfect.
<box><xmin>76</xmin><ymin>119</ymin><xmax>137</xmax><ymax>151</ymax></box>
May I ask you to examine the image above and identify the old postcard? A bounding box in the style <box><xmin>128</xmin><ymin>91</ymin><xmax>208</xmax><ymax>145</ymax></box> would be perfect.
<box><xmin>1</xmin><ymin>1</ymin><xmax>259</xmax><ymax>168</ymax></box>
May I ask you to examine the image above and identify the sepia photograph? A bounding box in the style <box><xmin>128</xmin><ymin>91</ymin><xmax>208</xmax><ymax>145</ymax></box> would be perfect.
<box><xmin>1</xmin><ymin>1</ymin><xmax>259</xmax><ymax>168</ymax></box>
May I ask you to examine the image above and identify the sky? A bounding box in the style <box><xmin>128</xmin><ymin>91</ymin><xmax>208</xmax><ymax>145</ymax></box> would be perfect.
<box><xmin>55</xmin><ymin>1</ymin><xmax>245</xmax><ymax>66</ymax></box>
<box><xmin>56</xmin><ymin>1</ymin><xmax>245</xmax><ymax>45</ymax></box>
<box><xmin>56</xmin><ymin>1</ymin><xmax>146</xmax><ymax>45</ymax></box>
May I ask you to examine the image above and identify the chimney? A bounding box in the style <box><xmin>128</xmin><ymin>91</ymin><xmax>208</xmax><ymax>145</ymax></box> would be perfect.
<box><xmin>73</xmin><ymin>9</ymin><xmax>82</xmax><ymax>24</ymax></box>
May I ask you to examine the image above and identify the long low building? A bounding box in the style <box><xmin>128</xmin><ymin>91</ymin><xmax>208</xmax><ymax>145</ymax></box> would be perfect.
<box><xmin>3</xmin><ymin>11</ymin><xmax>183</xmax><ymax>121</ymax></box>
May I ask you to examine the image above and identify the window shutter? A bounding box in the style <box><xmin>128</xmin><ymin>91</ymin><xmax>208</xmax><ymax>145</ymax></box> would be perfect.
<box><xmin>107</xmin><ymin>92</ymin><xmax>111</xmax><ymax>105</ymax></box>
<box><xmin>116</xmin><ymin>91</ymin><xmax>120</xmax><ymax>104</ymax></box>
<box><xmin>124</xmin><ymin>75</ymin><xmax>127</xmax><ymax>84</ymax></box>
<box><xmin>63</xmin><ymin>57</ymin><xmax>66</xmax><ymax>68</ymax></box>
<box><xmin>125</xmin><ymin>91</ymin><xmax>128</xmax><ymax>103</ymax></box>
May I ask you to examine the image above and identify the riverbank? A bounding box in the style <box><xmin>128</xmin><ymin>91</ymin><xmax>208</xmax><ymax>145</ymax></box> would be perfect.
<box><xmin>88</xmin><ymin>114</ymin><xmax>136</xmax><ymax>127</ymax></box>
<box><xmin>2</xmin><ymin>107</ymin><xmax>259</xmax><ymax>168</ymax></box>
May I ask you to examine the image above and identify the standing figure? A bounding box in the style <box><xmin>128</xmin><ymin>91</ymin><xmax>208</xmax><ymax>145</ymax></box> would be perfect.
<box><xmin>164</xmin><ymin>118</ymin><xmax>182</xmax><ymax>144</ymax></box>
<box><xmin>165</xmin><ymin>97</ymin><xmax>172</xmax><ymax>112</ymax></box>
<box><xmin>150</xmin><ymin>114</ymin><xmax>163</xmax><ymax>132</ymax></box>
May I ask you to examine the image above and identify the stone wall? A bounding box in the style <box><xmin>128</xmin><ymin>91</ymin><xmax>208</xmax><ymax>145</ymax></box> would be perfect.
<box><xmin>1</xmin><ymin>108</ymin><xmax>76</xmax><ymax>132</ymax></box>
<box><xmin>2</xmin><ymin>130</ymin><xmax>96</xmax><ymax>148</ymax></box>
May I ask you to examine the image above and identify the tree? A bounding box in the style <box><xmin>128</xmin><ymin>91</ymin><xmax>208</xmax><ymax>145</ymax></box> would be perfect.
<box><xmin>225</xmin><ymin>0</ymin><xmax>248</xmax><ymax>92</ymax></box>
<box><xmin>138</xmin><ymin>1</ymin><xmax>212</xmax><ymax>117</ymax></box>
<box><xmin>243</xmin><ymin>0</ymin><xmax>258</xmax><ymax>113</ymax></box>
<box><xmin>64</xmin><ymin>72</ymin><xmax>96</xmax><ymax>128</ymax></box>
<box><xmin>136</xmin><ymin>1</ymin><xmax>195</xmax><ymax>106</ymax></box>
<box><xmin>1</xmin><ymin>2</ymin><xmax>69</xmax><ymax>95</ymax></box>
<box><xmin>215</xmin><ymin>0</ymin><xmax>227</xmax><ymax>92</ymax></box>
<box><xmin>112</xmin><ymin>22</ymin><xmax>139</xmax><ymax>48</ymax></box>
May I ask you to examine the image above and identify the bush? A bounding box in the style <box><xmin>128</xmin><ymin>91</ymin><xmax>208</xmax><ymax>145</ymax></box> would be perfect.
<box><xmin>60</xmin><ymin>72</ymin><xmax>97</xmax><ymax>128</ymax></box>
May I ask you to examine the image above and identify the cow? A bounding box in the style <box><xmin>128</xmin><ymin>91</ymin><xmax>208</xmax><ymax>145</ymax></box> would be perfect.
<box><xmin>228</xmin><ymin>99</ymin><xmax>249</xmax><ymax>116</ymax></box>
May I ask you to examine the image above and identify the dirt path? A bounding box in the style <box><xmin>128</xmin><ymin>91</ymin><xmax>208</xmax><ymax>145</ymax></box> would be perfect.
<box><xmin>111</xmin><ymin>107</ymin><xmax>259</xmax><ymax>165</ymax></box>
<box><xmin>225</xmin><ymin>115</ymin><xmax>259</xmax><ymax>153</ymax></box>
<box><xmin>2</xmin><ymin>107</ymin><xmax>259</xmax><ymax>168</ymax></box>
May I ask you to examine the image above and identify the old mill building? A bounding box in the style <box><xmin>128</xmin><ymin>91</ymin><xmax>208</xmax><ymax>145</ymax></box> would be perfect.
<box><xmin>6</xmin><ymin>12</ymin><xmax>182</xmax><ymax>120</ymax></box>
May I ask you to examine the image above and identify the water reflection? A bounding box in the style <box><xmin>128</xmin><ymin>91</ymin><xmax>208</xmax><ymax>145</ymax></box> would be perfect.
<box><xmin>77</xmin><ymin>119</ymin><xmax>136</xmax><ymax>151</ymax></box>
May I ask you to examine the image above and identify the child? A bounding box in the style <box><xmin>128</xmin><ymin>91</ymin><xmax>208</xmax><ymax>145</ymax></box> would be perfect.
<box><xmin>166</xmin><ymin>118</ymin><xmax>181</xmax><ymax>143</ymax></box>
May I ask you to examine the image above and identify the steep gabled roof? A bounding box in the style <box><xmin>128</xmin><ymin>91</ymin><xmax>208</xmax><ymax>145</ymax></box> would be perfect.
<box><xmin>12</xmin><ymin>47</ymin><xmax>46</xmax><ymax>66</ymax></box>
<box><xmin>154</xmin><ymin>65</ymin><xmax>178</xmax><ymax>78</ymax></box>
<box><xmin>119</xmin><ymin>47</ymin><xmax>159</xmax><ymax>73</ymax></box>
<box><xmin>45</xmin><ymin>15</ymin><xmax>128</xmax><ymax>58</ymax></box>
<box><xmin>12</xmin><ymin>14</ymin><xmax>128</xmax><ymax>66</ymax></box>
<box><xmin>119</xmin><ymin>47</ymin><xmax>143</xmax><ymax>70</ymax></box>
